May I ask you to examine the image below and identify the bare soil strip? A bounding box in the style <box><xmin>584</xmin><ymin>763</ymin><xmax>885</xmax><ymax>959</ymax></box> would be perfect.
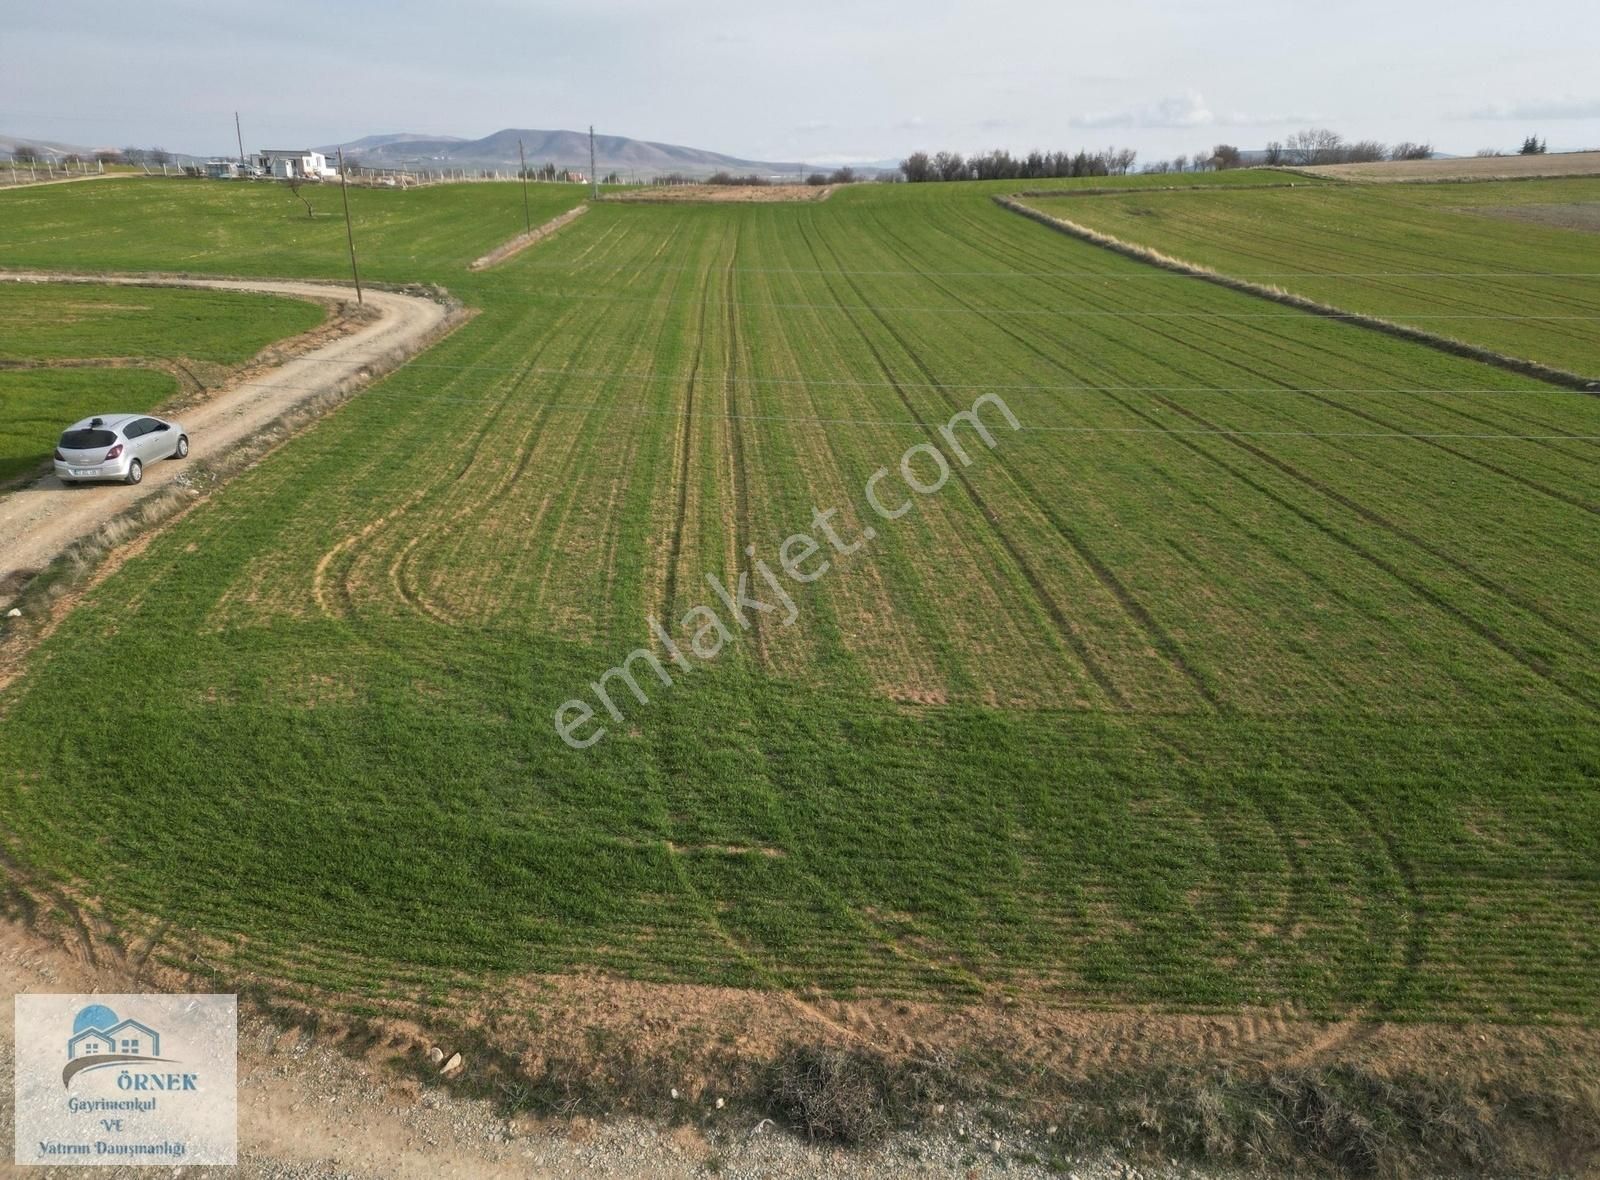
<box><xmin>607</xmin><ymin>184</ymin><xmax>837</xmax><ymax>204</ymax></box>
<box><xmin>468</xmin><ymin>203</ymin><xmax>588</xmax><ymax>270</ymax></box>
<box><xmin>997</xmin><ymin>196</ymin><xmax>1600</xmax><ymax>390</ymax></box>
<box><xmin>1299</xmin><ymin>149</ymin><xmax>1600</xmax><ymax>182</ymax></box>
<box><xmin>0</xmin><ymin>273</ymin><xmax>453</xmax><ymax>609</ymax></box>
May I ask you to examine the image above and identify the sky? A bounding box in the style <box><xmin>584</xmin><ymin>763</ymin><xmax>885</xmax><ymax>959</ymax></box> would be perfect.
<box><xmin>5</xmin><ymin>0</ymin><xmax>1599</xmax><ymax>164</ymax></box>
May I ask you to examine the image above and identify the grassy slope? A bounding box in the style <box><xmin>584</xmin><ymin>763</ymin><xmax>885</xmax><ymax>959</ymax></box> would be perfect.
<box><xmin>0</xmin><ymin>178</ymin><xmax>1595</xmax><ymax>1022</ymax></box>
<box><xmin>0</xmin><ymin>283</ymin><xmax>326</xmax><ymax>482</ymax></box>
<box><xmin>1023</xmin><ymin>177</ymin><xmax>1600</xmax><ymax>374</ymax></box>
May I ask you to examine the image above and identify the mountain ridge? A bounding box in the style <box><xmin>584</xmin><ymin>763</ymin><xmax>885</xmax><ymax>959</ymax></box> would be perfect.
<box><xmin>319</xmin><ymin>127</ymin><xmax>806</xmax><ymax>176</ymax></box>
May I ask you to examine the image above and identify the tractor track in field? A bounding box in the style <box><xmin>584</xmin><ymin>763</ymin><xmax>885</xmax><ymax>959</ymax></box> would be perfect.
<box><xmin>719</xmin><ymin>221</ymin><xmax>769</xmax><ymax>666</ymax></box>
<box><xmin>996</xmin><ymin>196</ymin><xmax>1600</xmax><ymax>392</ymax></box>
<box><xmin>324</xmin><ymin>221</ymin><xmax>647</xmax><ymax>633</ymax></box>
<box><xmin>853</xmin><ymin>214</ymin><xmax>1224</xmax><ymax>707</ymax></box>
<box><xmin>892</xmin><ymin>211</ymin><xmax>1600</xmax><ymax>688</ymax></box>
<box><xmin>1123</xmin><ymin>394</ymin><xmax>1600</xmax><ymax>710</ymax></box>
<box><xmin>660</xmin><ymin>277</ymin><xmax>707</xmax><ymax>627</ymax></box>
<box><xmin>793</xmin><ymin>216</ymin><xmax>1132</xmax><ymax>708</ymax></box>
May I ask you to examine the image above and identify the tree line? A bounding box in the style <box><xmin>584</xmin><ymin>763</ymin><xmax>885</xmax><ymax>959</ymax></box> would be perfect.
<box><xmin>895</xmin><ymin>129</ymin><xmax>1442</xmax><ymax>182</ymax></box>
<box><xmin>899</xmin><ymin>147</ymin><xmax>1138</xmax><ymax>183</ymax></box>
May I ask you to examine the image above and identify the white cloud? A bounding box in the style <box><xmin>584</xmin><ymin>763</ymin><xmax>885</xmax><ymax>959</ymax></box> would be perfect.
<box><xmin>1457</xmin><ymin>97</ymin><xmax>1600</xmax><ymax>121</ymax></box>
<box><xmin>1070</xmin><ymin>92</ymin><xmax>1213</xmax><ymax>130</ymax></box>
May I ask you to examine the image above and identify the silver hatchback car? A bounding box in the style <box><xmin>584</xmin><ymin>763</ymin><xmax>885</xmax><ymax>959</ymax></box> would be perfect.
<box><xmin>54</xmin><ymin>414</ymin><xmax>189</xmax><ymax>485</ymax></box>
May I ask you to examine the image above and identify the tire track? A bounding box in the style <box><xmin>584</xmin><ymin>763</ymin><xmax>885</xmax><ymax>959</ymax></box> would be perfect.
<box><xmin>850</xmin><ymin>214</ymin><xmax>1224</xmax><ymax>706</ymax></box>
<box><xmin>792</xmin><ymin>214</ymin><xmax>1131</xmax><ymax>708</ymax></box>
<box><xmin>901</xmin><ymin>211</ymin><xmax>1600</xmax><ymax>661</ymax></box>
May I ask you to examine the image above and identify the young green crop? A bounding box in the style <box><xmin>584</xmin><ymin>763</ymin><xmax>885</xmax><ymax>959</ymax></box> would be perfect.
<box><xmin>0</xmin><ymin>177</ymin><xmax>1595</xmax><ymax>1022</ymax></box>
<box><xmin>1024</xmin><ymin>177</ymin><xmax>1600</xmax><ymax>374</ymax></box>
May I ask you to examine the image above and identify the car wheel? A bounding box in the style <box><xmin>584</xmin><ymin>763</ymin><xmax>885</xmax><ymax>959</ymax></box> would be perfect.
<box><xmin>125</xmin><ymin>459</ymin><xmax>143</xmax><ymax>486</ymax></box>
<box><xmin>173</xmin><ymin>434</ymin><xmax>190</xmax><ymax>459</ymax></box>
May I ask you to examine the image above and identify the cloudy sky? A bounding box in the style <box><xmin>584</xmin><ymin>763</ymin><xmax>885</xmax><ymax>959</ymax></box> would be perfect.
<box><xmin>5</xmin><ymin>0</ymin><xmax>1598</xmax><ymax>163</ymax></box>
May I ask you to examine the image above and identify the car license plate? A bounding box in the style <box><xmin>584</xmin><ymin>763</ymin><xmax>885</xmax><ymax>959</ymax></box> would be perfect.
<box><xmin>70</xmin><ymin>469</ymin><xmax>97</xmax><ymax>477</ymax></box>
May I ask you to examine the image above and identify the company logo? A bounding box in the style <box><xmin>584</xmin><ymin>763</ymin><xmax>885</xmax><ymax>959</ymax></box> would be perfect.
<box><xmin>15</xmin><ymin>993</ymin><xmax>237</xmax><ymax>1166</ymax></box>
<box><xmin>62</xmin><ymin>1004</ymin><xmax>180</xmax><ymax>1088</ymax></box>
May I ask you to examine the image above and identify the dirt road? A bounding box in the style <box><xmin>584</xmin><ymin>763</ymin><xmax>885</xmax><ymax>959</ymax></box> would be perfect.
<box><xmin>0</xmin><ymin>171</ymin><xmax>138</xmax><ymax>189</ymax></box>
<box><xmin>0</xmin><ymin>919</ymin><xmax>1168</xmax><ymax>1180</ymax></box>
<box><xmin>0</xmin><ymin>274</ymin><xmax>450</xmax><ymax>608</ymax></box>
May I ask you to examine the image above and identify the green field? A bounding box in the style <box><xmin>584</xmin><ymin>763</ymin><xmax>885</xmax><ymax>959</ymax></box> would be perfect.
<box><xmin>0</xmin><ymin>282</ymin><xmax>327</xmax><ymax>482</ymax></box>
<box><xmin>1025</xmin><ymin>177</ymin><xmax>1600</xmax><ymax>375</ymax></box>
<box><xmin>0</xmin><ymin>368</ymin><xmax>177</xmax><ymax>484</ymax></box>
<box><xmin>0</xmin><ymin>177</ymin><xmax>1596</xmax><ymax>1023</ymax></box>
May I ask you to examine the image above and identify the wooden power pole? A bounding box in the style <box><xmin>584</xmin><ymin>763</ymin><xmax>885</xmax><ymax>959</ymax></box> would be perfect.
<box><xmin>336</xmin><ymin>149</ymin><xmax>363</xmax><ymax>305</ymax></box>
<box><xmin>589</xmin><ymin>125</ymin><xmax>599</xmax><ymax>199</ymax></box>
<box><xmin>518</xmin><ymin>138</ymin><xmax>531</xmax><ymax>232</ymax></box>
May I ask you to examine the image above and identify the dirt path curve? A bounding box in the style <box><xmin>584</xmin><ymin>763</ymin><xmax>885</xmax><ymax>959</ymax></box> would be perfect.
<box><xmin>0</xmin><ymin>273</ymin><xmax>450</xmax><ymax>603</ymax></box>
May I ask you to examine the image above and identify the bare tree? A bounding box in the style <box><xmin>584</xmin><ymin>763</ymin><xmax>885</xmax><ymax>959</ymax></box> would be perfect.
<box><xmin>1210</xmin><ymin>143</ymin><xmax>1243</xmax><ymax>170</ymax></box>
<box><xmin>285</xmin><ymin>176</ymin><xmax>315</xmax><ymax>218</ymax></box>
<box><xmin>1263</xmin><ymin>141</ymin><xmax>1285</xmax><ymax>166</ymax></box>
<box><xmin>933</xmin><ymin>150</ymin><xmax>968</xmax><ymax>181</ymax></box>
<box><xmin>899</xmin><ymin>151</ymin><xmax>934</xmax><ymax>183</ymax></box>
<box><xmin>1285</xmin><ymin>128</ymin><xmax>1344</xmax><ymax>166</ymax></box>
<box><xmin>1172</xmin><ymin>154</ymin><xmax>1188</xmax><ymax>174</ymax></box>
<box><xmin>150</xmin><ymin>146</ymin><xmax>171</xmax><ymax>166</ymax></box>
<box><xmin>1343</xmin><ymin>139</ymin><xmax>1387</xmax><ymax>163</ymax></box>
<box><xmin>95</xmin><ymin>149</ymin><xmax>124</xmax><ymax>165</ymax></box>
<box><xmin>11</xmin><ymin>143</ymin><xmax>40</xmax><ymax>164</ymax></box>
<box><xmin>1389</xmin><ymin>142</ymin><xmax>1433</xmax><ymax>161</ymax></box>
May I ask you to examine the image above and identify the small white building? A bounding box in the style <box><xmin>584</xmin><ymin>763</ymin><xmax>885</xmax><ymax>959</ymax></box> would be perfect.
<box><xmin>258</xmin><ymin>149</ymin><xmax>334</xmax><ymax>180</ymax></box>
<box><xmin>205</xmin><ymin>159</ymin><xmax>243</xmax><ymax>179</ymax></box>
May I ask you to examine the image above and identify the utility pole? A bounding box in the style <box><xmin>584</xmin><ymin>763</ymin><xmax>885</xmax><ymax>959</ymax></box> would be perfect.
<box><xmin>235</xmin><ymin>111</ymin><xmax>245</xmax><ymax>165</ymax></box>
<box><xmin>589</xmin><ymin>125</ymin><xmax>599</xmax><ymax>200</ymax></box>
<box><xmin>518</xmin><ymin>138</ymin><xmax>531</xmax><ymax>232</ymax></box>
<box><xmin>336</xmin><ymin>149</ymin><xmax>363</xmax><ymax>306</ymax></box>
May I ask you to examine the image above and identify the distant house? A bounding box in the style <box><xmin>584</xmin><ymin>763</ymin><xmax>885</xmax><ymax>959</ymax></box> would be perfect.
<box><xmin>258</xmin><ymin>149</ymin><xmax>334</xmax><ymax>180</ymax></box>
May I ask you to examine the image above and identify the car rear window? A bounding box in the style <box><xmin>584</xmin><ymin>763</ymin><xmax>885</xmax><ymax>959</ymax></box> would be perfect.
<box><xmin>60</xmin><ymin>429</ymin><xmax>116</xmax><ymax>449</ymax></box>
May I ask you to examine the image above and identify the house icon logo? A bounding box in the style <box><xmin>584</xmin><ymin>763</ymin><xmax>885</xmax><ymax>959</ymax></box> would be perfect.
<box><xmin>61</xmin><ymin>1003</ymin><xmax>175</xmax><ymax>1087</ymax></box>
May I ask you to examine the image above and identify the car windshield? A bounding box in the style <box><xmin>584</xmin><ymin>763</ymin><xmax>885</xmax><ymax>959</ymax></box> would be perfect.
<box><xmin>60</xmin><ymin>428</ymin><xmax>116</xmax><ymax>449</ymax></box>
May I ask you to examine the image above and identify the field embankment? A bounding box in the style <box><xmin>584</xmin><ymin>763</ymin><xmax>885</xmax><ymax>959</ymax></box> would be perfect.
<box><xmin>1020</xmin><ymin>176</ymin><xmax>1600</xmax><ymax>375</ymax></box>
<box><xmin>469</xmin><ymin>202</ymin><xmax>588</xmax><ymax>269</ymax></box>
<box><xmin>999</xmin><ymin>194</ymin><xmax>1600</xmax><ymax>388</ymax></box>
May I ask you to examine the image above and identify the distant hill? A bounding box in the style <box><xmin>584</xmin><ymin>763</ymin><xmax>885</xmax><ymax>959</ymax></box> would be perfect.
<box><xmin>0</xmin><ymin>133</ymin><xmax>203</xmax><ymax>165</ymax></box>
<box><xmin>320</xmin><ymin>128</ymin><xmax>805</xmax><ymax>178</ymax></box>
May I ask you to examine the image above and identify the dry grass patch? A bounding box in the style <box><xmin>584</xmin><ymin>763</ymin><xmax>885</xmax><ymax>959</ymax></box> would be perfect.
<box><xmin>608</xmin><ymin>184</ymin><xmax>835</xmax><ymax>204</ymax></box>
<box><xmin>1300</xmin><ymin>150</ymin><xmax>1600</xmax><ymax>182</ymax></box>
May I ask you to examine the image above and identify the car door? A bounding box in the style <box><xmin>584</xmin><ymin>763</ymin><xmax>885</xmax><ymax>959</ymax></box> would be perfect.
<box><xmin>129</xmin><ymin>418</ymin><xmax>163</xmax><ymax>462</ymax></box>
<box><xmin>141</xmin><ymin>418</ymin><xmax>175</xmax><ymax>460</ymax></box>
